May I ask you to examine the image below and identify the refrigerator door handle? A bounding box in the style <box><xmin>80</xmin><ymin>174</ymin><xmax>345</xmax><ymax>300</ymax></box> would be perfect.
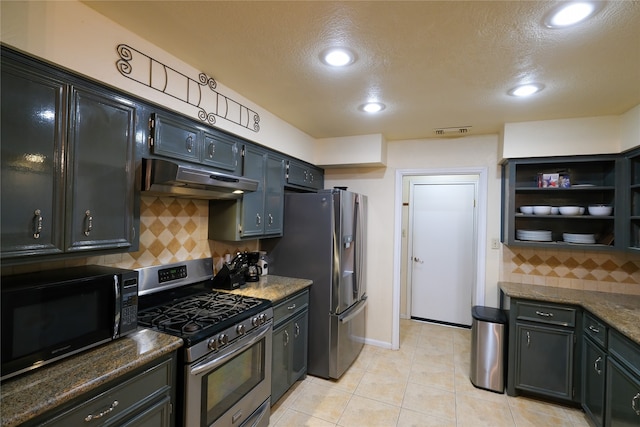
<box><xmin>338</xmin><ymin>297</ymin><xmax>367</xmax><ymax>323</ymax></box>
<box><xmin>354</xmin><ymin>195</ymin><xmax>365</xmax><ymax>299</ymax></box>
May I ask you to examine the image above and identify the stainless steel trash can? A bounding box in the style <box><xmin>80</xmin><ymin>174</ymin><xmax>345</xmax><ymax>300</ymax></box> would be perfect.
<box><xmin>470</xmin><ymin>305</ymin><xmax>507</xmax><ymax>393</ymax></box>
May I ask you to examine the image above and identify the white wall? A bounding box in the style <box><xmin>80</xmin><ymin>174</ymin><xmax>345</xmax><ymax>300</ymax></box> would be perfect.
<box><xmin>315</xmin><ymin>134</ymin><xmax>387</xmax><ymax>167</ymax></box>
<box><xmin>324</xmin><ymin>134</ymin><xmax>501</xmax><ymax>347</ymax></box>
<box><xmin>621</xmin><ymin>104</ymin><xmax>640</xmax><ymax>152</ymax></box>
<box><xmin>0</xmin><ymin>0</ymin><xmax>316</xmax><ymax>162</ymax></box>
<box><xmin>502</xmin><ymin>116</ymin><xmax>621</xmax><ymax>160</ymax></box>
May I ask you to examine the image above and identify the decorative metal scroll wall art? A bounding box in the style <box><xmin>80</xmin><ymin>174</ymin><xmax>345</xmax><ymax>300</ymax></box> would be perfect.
<box><xmin>116</xmin><ymin>44</ymin><xmax>260</xmax><ymax>132</ymax></box>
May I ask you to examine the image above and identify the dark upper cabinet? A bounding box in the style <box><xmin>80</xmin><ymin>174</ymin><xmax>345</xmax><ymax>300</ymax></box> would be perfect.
<box><xmin>209</xmin><ymin>144</ymin><xmax>284</xmax><ymax>240</ymax></box>
<box><xmin>150</xmin><ymin>112</ymin><xmax>241</xmax><ymax>175</ymax></box>
<box><xmin>151</xmin><ymin>112</ymin><xmax>200</xmax><ymax>163</ymax></box>
<box><xmin>623</xmin><ymin>147</ymin><xmax>640</xmax><ymax>251</ymax></box>
<box><xmin>1</xmin><ymin>58</ymin><xmax>66</xmax><ymax>257</ymax></box>
<box><xmin>286</xmin><ymin>159</ymin><xmax>324</xmax><ymax>191</ymax></box>
<box><xmin>0</xmin><ymin>48</ymin><xmax>137</xmax><ymax>260</ymax></box>
<box><xmin>502</xmin><ymin>155</ymin><xmax>621</xmax><ymax>250</ymax></box>
<box><xmin>65</xmin><ymin>86</ymin><xmax>136</xmax><ymax>252</ymax></box>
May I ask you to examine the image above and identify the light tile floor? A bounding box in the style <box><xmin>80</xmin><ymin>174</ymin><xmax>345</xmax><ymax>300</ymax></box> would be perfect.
<box><xmin>269</xmin><ymin>318</ymin><xmax>592</xmax><ymax>426</ymax></box>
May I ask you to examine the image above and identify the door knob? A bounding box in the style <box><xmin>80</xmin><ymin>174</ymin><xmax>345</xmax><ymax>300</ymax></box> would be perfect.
<box><xmin>413</xmin><ymin>257</ymin><xmax>424</xmax><ymax>264</ymax></box>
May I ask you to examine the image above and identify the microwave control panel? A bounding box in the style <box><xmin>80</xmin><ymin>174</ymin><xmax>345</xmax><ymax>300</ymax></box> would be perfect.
<box><xmin>120</xmin><ymin>275</ymin><xmax>139</xmax><ymax>334</ymax></box>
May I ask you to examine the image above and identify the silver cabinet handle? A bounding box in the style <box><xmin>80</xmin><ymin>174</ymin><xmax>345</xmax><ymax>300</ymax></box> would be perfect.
<box><xmin>84</xmin><ymin>400</ymin><xmax>118</xmax><ymax>422</ymax></box>
<box><xmin>186</xmin><ymin>134</ymin><xmax>194</xmax><ymax>152</ymax></box>
<box><xmin>632</xmin><ymin>392</ymin><xmax>640</xmax><ymax>416</ymax></box>
<box><xmin>526</xmin><ymin>331</ymin><xmax>531</xmax><ymax>347</ymax></box>
<box><xmin>294</xmin><ymin>322</ymin><xmax>300</xmax><ymax>338</ymax></box>
<box><xmin>588</xmin><ymin>325</ymin><xmax>600</xmax><ymax>334</ymax></box>
<box><xmin>535</xmin><ymin>310</ymin><xmax>554</xmax><ymax>318</ymax></box>
<box><xmin>256</xmin><ymin>213</ymin><xmax>261</xmax><ymax>226</ymax></box>
<box><xmin>413</xmin><ymin>257</ymin><xmax>424</xmax><ymax>264</ymax></box>
<box><xmin>594</xmin><ymin>356</ymin><xmax>602</xmax><ymax>375</ymax></box>
<box><xmin>84</xmin><ymin>210</ymin><xmax>93</xmax><ymax>236</ymax></box>
<box><xmin>268</xmin><ymin>213</ymin><xmax>274</xmax><ymax>225</ymax></box>
<box><xmin>208</xmin><ymin>142</ymin><xmax>215</xmax><ymax>158</ymax></box>
<box><xmin>33</xmin><ymin>209</ymin><xmax>43</xmax><ymax>239</ymax></box>
<box><xmin>283</xmin><ymin>329</ymin><xmax>289</xmax><ymax>346</ymax></box>
<box><xmin>287</xmin><ymin>303</ymin><xmax>296</xmax><ymax>311</ymax></box>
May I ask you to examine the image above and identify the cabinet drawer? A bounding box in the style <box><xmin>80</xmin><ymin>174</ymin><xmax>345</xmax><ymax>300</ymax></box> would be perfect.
<box><xmin>273</xmin><ymin>290</ymin><xmax>309</xmax><ymax>325</ymax></box>
<box><xmin>515</xmin><ymin>301</ymin><xmax>576</xmax><ymax>327</ymax></box>
<box><xmin>609</xmin><ymin>329</ymin><xmax>640</xmax><ymax>379</ymax></box>
<box><xmin>42</xmin><ymin>359</ymin><xmax>172</xmax><ymax>426</ymax></box>
<box><xmin>583</xmin><ymin>312</ymin><xmax>607</xmax><ymax>348</ymax></box>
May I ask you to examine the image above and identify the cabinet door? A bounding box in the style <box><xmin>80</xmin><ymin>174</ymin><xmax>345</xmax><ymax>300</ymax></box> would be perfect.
<box><xmin>264</xmin><ymin>155</ymin><xmax>285</xmax><ymax>236</ymax></box>
<box><xmin>606</xmin><ymin>358</ymin><xmax>640</xmax><ymax>427</ymax></box>
<box><xmin>202</xmin><ymin>131</ymin><xmax>240</xmax><ymax>173</ymax></box>
<box><xmin>152</xmin><ymin>113</ymin><xmax>200</xmax><ymax>162</ymax></box>
<box><xmin>291</xmin><ymin>310</ymin><xmax>308</xmax><ymax>382</ymax></box>
<box><xmin>582</xmin><ymin>337</ymin><xmax>606</xmax><ymax>427</ymax></box>
<box><xmin>111</xmin><ymin>395</ymin><xmax>172</xmax><ymax>427</ymax></box>
<box><xmin>271</xmin><ymin>323</ymin><xmax>290</xmax><ymax>404</ymax></box>
<box><xmin>515</xmin><ymin>323</ymin><xmax>574</xmax><ymax>400</ymax></box>
<box><xmin>1</xmin><ymin>59</ymin><xmax>66</xmax><ymax>257</ymax></box>
<box><xmin>240</xmin><ymin>146</ymin><xmax>265</xmax><ymax>237</ymax></box>
<box><xmin>287</xmin><ymin>159</ymin><xmax>323</xmax><ymax>190</ymax></box>
<box><xmin>66</xmin><ymin>86</ymin><xmax>136</xmax><ymax>252</ymax></box>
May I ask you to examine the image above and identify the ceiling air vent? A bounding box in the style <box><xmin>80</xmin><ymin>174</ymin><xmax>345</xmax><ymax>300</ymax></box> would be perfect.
<box><xmin>433</xmin><ymin>126</ymin><xmax>471</xmax><ymax>137</ymax></box>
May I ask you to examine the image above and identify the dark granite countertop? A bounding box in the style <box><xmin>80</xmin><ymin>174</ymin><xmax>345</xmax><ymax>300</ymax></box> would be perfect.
<box><xmin>0</xmin><ymin>329</ymin><xmax>183</xmax><ymax>427</ymax></box>
<box><xmin>499</xmin><ymin>282</ymin><xmax>640</xmax><ymax>346</ymax></box>
<box><xmin>222</xmin><ymin>275</ymin><xmax>312</xmax><ymax>302</ymax></box>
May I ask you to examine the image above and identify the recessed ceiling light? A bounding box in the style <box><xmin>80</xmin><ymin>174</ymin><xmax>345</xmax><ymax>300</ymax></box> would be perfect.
<box><xmin>508</xmin><ymin>83</ymin><xmax>545</xmax><ymax>97</ymax></box>
<box><xmin>544</xmin><ymin>2</ymin><xmax>599</xmax><ymax>28</ymax></box>
<box><xmin>359</xmin><ymin>102</ymin><xmax>385</xmax><ymax>113</ymax></box>
<box><xmin>320</xmin><ymin>48</ymin><xmax>355</xmax><ymax>67</ymax></box>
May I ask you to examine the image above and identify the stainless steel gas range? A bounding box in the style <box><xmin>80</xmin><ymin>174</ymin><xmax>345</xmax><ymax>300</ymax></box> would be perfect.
<box><xmin>137</xmin><ymin>258</ymin><xmax>272</xmax><ymax>427</ymax></box>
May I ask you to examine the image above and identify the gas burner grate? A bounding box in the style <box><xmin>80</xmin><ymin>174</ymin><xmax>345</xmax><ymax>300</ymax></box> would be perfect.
<box><xmin>137</xmin><ymin>290</ymin><xmax>267</xmax><ymax>336</ymax></box>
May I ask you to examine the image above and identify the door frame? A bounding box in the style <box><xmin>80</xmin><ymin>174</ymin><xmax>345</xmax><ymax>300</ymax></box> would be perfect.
<box><xmin>392</xmin><ymin>167</ymin><xmax>488</xmax><ymax>349</ymax></box>
<box><xmin>407</xmin><ymin>177</ymin><xmax>478</xmax><ymax>325</ymax></box>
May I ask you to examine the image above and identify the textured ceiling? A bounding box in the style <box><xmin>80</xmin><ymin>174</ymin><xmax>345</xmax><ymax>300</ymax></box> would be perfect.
<box><xmin>83</xmin><ymin>1</ymin><xmax>640</xmax><ymax>140</ymax></box>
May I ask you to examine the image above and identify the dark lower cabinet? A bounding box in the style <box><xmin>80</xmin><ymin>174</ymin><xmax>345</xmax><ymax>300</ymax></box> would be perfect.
<box><xmin>583</xmin><ymin>336</ymin><xmax>607</xmax><ymax>426</ymax></box>
<box><xmin>271</xmin><ymin>289</ymin><xmax>309</xmax><ymax>405</ymax></box>
<box><xmin>507</xmin><ymin>299</ymin><xmax>579</xmax><ymax>403</ymax></box>
<box><xmin>33</xmin><ymin>355</ymin><xmax>176</xmax><ymax>427</ymax></box>
<box><xmin>606</xmin><ymin>358</ymin><xmax>640</xmax><ymax>427</ymax></box>
<box><xmin>514</xmin><ymin>323</ymin><xmax>574</xmax><ymax>399</ymax></box>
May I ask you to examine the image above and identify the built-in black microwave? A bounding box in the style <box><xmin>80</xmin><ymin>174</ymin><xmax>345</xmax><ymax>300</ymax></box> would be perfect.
<box><xmin>1</xmin><ymin>265</ymin><xmax>139</xmax><ymax>381</ymax></box>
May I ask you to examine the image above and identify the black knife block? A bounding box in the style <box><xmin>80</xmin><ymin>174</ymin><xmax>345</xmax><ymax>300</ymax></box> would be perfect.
<box><xmin>212</xmin><ymin>264</ymin><xmax>246</xmax><ymax>289</ymax></box>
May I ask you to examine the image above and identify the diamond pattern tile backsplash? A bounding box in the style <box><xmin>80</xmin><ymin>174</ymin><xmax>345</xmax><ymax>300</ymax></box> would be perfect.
<box><xmin>502</xmin><ymin>246</ymin><xmax>640</xmax><ymax>295</ymax></box>
<box><xmin>100</xmin><ymin>196</ymin><xmax>257</xmax><ymax>271</ymax></box>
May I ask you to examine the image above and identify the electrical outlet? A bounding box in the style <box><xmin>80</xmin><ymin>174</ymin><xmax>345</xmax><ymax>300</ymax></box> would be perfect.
<box><xmin>491</xmin><ymin>238</ymin><xmax>500</xmax><ymax>249</ymax></box>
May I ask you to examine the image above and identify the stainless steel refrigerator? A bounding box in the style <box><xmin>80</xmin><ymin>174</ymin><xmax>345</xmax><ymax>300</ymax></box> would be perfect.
<box><xmin>265</xmin><ymin>189</ymin><xmax>367</xmax><ymax>379</ymax></box>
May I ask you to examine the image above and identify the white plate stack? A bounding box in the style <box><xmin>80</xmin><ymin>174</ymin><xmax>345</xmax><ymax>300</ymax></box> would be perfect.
<box><xmin>562</xmin><ymin>233</ymin><xmax>596</xmax><ymax>244</ymax></box>
<box><xmin>516</xmin><ymin>230</ymin><xmax>553</xmax><ymax>242</ymax></box>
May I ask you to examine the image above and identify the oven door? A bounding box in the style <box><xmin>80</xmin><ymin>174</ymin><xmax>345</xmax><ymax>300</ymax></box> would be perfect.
<box><xmin>185</xmin><ymin>321</ymin><xmax>272</xmax><ymax>427</ymax></box>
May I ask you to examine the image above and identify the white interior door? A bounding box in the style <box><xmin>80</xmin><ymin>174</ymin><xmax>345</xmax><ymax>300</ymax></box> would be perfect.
<box><xmin>410</xmin><ymin>181</ymin><xmax>476</xmax><ymax>326</ymax></box>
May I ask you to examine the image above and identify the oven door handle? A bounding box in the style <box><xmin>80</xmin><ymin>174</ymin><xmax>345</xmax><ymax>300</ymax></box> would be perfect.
<box><xmin>190</xmin><ymin>321</ymin><xmax>272</xmax><ymax>377</ymax></box>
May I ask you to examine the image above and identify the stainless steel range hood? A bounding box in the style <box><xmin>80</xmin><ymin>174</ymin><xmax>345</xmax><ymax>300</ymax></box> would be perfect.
<box><xmin>141</xmin><ymin>158</ymin><xmax>258</xmax><ymax>200</ymax></box>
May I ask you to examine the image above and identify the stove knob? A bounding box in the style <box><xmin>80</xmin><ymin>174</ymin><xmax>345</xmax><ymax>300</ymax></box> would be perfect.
<box><xmin>259</xmin><ymin>313</ymin><xmax>267</xmax><ymax>324</ymax></box>
<box><xmin>251</xmin><ymin>317</ymin><xmax>260</xmax><ymax>327</ymax></box>
<box><xmin>218</xmin><ymin>334</ymin><xmax>229</xmax><ymax>346</ymax></box>
<box><xmin>207</xmin><ymin>337</ymin><xmax>219</xmax><ymax>351</ymax></box>
<box><xmin>236</xmin><ymin>324</ymin><xmax>246</xmax><ymax>335</ymax></box>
